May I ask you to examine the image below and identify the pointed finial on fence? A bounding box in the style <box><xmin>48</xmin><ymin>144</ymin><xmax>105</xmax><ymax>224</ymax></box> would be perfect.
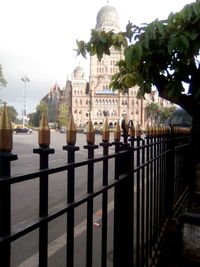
<box><xmin>129</xmin><ymin>121</ymin><xmax>135</xmax><ymax>138</ymax></box>
<box><xmin>114</xmin><ymin>120</ymin><xmax>121</xmax><ymax>142</ymax></box>
<box><xmin>86</xmin><ymin>119</ymin><xmax>95</xmax><ymax>145</ymax></box>
<box><xmin>102</xmin><ymin>117</ymin><xmax>110</xmax><ymax>142</ymax></box>
<box><xmin>0</xmin><ymin>104</ymin><xmax>13</xmax><ymax>152</ymax></box>
<box><xmin>67</xmin><ymin>114</ymin><xmax>76</xmax><ymax>145</ymax></box>
<box><xmin>38</xmin><ymin>112</ymin><xmax>50</xmax><ymax>147</ymax></box>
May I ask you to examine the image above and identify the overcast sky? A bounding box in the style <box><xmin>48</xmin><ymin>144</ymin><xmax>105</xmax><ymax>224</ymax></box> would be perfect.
<box><xmin>0</xmin><ymin>0</ymin><xmax>193</xmax><ymax>117</ymax></box>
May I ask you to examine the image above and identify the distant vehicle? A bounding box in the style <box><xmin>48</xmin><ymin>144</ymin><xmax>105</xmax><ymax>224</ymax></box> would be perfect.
<box><xmin>84</xmin><ymin>127</ymin><xmax>102</xmax><ymax>134</ymax></box>
<box><xmin>60</xmin><ymin>127</ymin><xmax>67</xmax><ymax>133</ymax></box>
<box><xmin>13</xmin><ymin>127</ymin><xmax>32</xmax><ymax>134</ymax></box>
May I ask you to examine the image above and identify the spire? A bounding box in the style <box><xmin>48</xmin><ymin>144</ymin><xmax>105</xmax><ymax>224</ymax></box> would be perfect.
<box><xmin>0</xmin><ymin>104</ymin><xmax>13</xmax><ymax>152</ymax></box>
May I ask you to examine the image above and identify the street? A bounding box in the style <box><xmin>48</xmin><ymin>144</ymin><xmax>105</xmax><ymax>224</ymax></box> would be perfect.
<box><xmin>10</xmin><ymin>131</ymin><xmax>116</xmax><ymax>267</ymax></box>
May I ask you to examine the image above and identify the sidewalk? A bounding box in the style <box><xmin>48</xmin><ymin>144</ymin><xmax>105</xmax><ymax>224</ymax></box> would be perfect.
<box><xmin>158</xmin><ymin>164</ymin><xmax>200</xmax><ymax>267</ymax></box>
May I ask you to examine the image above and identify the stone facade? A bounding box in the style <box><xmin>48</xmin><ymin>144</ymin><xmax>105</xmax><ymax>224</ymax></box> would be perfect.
<box><xmin>42</xmin><ymin>4</ymin><xmax>171</xmax><ymax>129</ymax></box>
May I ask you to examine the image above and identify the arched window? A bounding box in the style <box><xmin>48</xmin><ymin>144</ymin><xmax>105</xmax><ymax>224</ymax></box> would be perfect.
<box><xmin>80</xmin><ymin>100</ymin><xmax>82</xmax><ymax>105</ymax></box>
<box><xmin>74</xmin><ymin>90</ymin><xmax>76</xmax><ymax>95</ymax></box>
<box><xmin>122</xmin><ymin>100</ymin><xmax>124</xmax><ymax>105</ymax></box>
<box><xmin>86</xmin><ymin>100</ymin><xmax>89</xmax><ymax>105</ymax></box>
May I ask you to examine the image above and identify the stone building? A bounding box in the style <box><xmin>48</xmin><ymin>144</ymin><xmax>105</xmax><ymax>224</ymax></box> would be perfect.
<box><xmin>42</xmin><ymin>4</ymin><xmax>171</xmax><ymax>129</ymax></box>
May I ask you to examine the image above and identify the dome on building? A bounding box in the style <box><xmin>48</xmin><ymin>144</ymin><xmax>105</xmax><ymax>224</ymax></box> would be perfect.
<box><xmin>95</xmin><ymin>5</ymin><xmax>120</xmax><ymax>32</ymax></box>
<box><xmin>73</xmin><ymin>66</ymin><xmax>85</xmax><ymax>79</ymax></box>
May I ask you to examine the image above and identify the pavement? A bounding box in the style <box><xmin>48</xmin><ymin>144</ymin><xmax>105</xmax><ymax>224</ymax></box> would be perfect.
<box><xmin>157</xmin><ymin>164</ymin><xmax>200</xmax><ymax>267</ymax></box>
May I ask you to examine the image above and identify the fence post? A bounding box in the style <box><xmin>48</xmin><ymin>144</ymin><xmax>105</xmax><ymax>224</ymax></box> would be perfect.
<box><xmin>0</xmin><ymin>105</ymin><xmax>17</xmax><ymax>267</ymax></box>
<box><xmin>113</xmin><ymin>145</ymin><xmax>134</xmax><ymax>266</ymax></box>
<box><xmin>84</xmin><ymin>119</ymin><xmax>98</xmax><ymax>267</ymax></box>
<box><xmin>33</xmin><ymin>113</ymin><xmax>54</xmax><ymax>267</ymax></box>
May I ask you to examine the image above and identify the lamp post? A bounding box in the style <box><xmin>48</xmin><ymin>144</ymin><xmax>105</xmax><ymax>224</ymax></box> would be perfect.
<box><xmin>21</xmin><ymin>75</ymin><xmax>30</xmax><ymax>127</ymax></box>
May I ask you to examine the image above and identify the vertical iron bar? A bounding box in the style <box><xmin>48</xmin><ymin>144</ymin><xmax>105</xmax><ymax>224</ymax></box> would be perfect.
<box><xmin>145</xmin><ymin>137</ymin><xmax>150</xmax><ymax>266</ymax></box>
<box><xmin>84</xmin><ymin>144</ymin><xmax>98</xmax><ymax>267</ymax></box>
<box><xmin>113</xmin><ymin>141</ymin><xmax>122</xmax><ymax>180</ymax></box>
<box><xmin>0</xmin><ymin>153</ymin><xmax>17</xmax><ymax>267</ymax></box>
<box><xmin>33</xmin><ymin>147</ymin><xmax>54</xmax><ymax>267</ymax></box>
<box><xmin>153</xmin><ymin>135</ymin><xmax>157</xmax><ymax>249</ymax></box>
<box><xmin>136</xmin><ymin>137</ymin><xmax>141</xmax><ymax>267</ymax></box>
<box><xmin>166</xmin><ymin>128</ymin><xmax>175</xmax><ymax>215</ymax></box>
<box><xmin>100</xmin><ymin>142</ymin><xmax>112</xmax><ymax>267</ymax></box>
<box><xmin>63</xmin><ymin>145</ymin><xmax>79</xmax><ymax>267</ymax></box>
<box><xmin>156</xmin><ymin>136</ymin><xmax>160</xmax><ymax>240</ymax></box>
<box><xmin>141</xmin><ymin>139</ymin><xmax>145</xmax><ymax>266</ymax></box>
<box><xmin>149</xmin><ymin>135</ymin><xmax>153</xmax><ymax>258</ymax></box>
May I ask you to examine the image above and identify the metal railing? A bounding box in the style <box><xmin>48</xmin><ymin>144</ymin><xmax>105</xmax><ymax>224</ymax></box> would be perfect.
<box><xmin>0</xmin><ymin>107</ymin><xmax>192</xmax><ymax>267</ymax></box>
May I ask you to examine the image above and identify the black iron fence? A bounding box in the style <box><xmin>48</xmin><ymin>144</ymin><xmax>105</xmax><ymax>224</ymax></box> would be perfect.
<box><xmin>0</xmin><ymin>113</ymin><xmax>192</xmax><ymax>266</ymax></box>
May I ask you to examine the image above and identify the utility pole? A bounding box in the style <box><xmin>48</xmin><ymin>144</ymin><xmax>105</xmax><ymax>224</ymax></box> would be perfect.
<box><xmin>21</xmin><ymin>75</ymin><xmax>30</xmax><ymax>127</ymax></box>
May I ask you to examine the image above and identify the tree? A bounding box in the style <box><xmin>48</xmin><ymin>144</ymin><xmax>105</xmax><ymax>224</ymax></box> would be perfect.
<box><xmin>58</xmin><ymin>103</ymin><xmax>69</xmax><ymax>128</ymax></box>
<box><xmin>0</xmin><ymin>105</ymin><xmax>18</xmax><ymax>122</ymax></box>
<box><xmin>145</xmin><ymin>103</ymin><xmax>160</xmax><ymax>125</ymax></box>
<box><xmin>76</xmin><ymin>0</ymin><xmax>200</xmax><ymax>162</ymax></box>
<box><xmin>160</xmin><ymin>106</ymin><xmax>177</xmax><ymax>124</ymax></box>
<box><xmin>29</xmin><ymin>101</ymin><xmax>48</xmax><ymax>127</ymax></box>
<box><xmin>0</xmin><ymin>65</ymin><xmax>7</xmax><ymax>88</ymax></box>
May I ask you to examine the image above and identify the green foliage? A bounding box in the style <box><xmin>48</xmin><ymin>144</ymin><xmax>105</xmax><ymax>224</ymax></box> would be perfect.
<box><xmin>145</xmin><ymin>103</ymin><xmax>160</xmax><ymax>124</ymax></box>
<box><xmin>0</xmin><ymin>65</ymin><xmax>7</xmax><ymax>88</ymax></box>
<box><xmin>160</xmin><ymin>105</ymin><xmax>177</xmax><ymax>123</ymax></box>
<box><xmin>58</xmin><ymin>103</ymin><xmax>68</xmax><ymax>128</ymax></box>
<box><xmin>29</xmin><ymin>101</ymin><xmax>48</xmax><ymax>127</ymax></box>
<box><xmin>145</xmin><ymin>102</ymin><xmax>177</xmax><ymax>124</ymax></box>
<box><xmin>76</xmin><ymin>1</ymin><xmax>200</xmax><ymax>104</ymax></box>
<box><xmin>0</xmin><ymin>105</ymin><xmax>18</xmax><ymax>122</ymax></box>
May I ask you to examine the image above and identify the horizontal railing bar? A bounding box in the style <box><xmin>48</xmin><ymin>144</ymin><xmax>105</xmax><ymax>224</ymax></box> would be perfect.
<box><xmin>0</xmin><ymin>151</ymin><xmax>126</xmax><ymax>184</ymax></box>
<box><xmin>0</xmin><ymin>172</ymin><xmax>129</xmax><ymax>245</ymax></box>
<box><xmin>174</xmin><ymin>143</ymin><xmax>190</xmax><ymax>150</ymax></box>
<box><xmin>0</xmin><ymin>143</ymin><xmax>171</xmax><ymax>185</ymax></box>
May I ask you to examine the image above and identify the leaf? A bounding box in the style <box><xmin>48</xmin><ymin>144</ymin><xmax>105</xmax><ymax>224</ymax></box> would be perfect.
<box><xmin>190</xmin><ymin>30</ymin><xmax>199</xmax><ymax>40</ymax></box>
<box><xmin>179</xmin><ymin>34</ymin><xmax>189</xmax><ymax>50</ymax></box>
<box><xmin>125</xmin><ymin>22</ymin><xmax>133</xmax><ymax>42</ymax></box>
<box><xmin>155</xmin><ymin>20</ymin><xmax>167</xmax><ymax>37</ymax></box>
<box><xmin>183</xmin><ymin>4</ymin><xmax>193</xmax><ymax>22</ymax></box>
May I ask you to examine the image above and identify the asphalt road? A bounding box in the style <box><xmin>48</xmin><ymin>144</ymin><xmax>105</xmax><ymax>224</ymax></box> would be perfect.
<box><xmin>10</xmin><ymin>131</ymin><xmax>116</xmax><ymax>267</ymax></box>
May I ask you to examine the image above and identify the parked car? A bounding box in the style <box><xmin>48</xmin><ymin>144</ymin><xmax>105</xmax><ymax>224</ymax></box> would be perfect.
<box><xmin>13</xmin><ymin>127</ymin><xmax>32</xmax><ymax>134</ymax></box>
<box><xmin>60</xmin><ymin>127</ymin><xmax>67</xmax><ymax>133</ymax></box>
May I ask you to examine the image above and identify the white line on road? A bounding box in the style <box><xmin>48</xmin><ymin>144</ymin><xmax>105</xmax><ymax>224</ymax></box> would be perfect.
<box><xmin>18</xmin><ymin>201</ymin><xmax>114</xmax><ymax>267</ymax></box>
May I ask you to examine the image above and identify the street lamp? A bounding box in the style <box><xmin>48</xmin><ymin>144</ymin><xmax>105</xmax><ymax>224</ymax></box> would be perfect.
<box><xmin>21</xmin><ymin>75</ymin><xmax>30</xmax><ymax>127</ymax></box>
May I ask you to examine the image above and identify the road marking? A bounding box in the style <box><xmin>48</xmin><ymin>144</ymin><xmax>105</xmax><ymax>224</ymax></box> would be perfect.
<box><xmin>18</xmin><ymin>201</ymin><xmax>114</xmax><ymax>267</ymax></box>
